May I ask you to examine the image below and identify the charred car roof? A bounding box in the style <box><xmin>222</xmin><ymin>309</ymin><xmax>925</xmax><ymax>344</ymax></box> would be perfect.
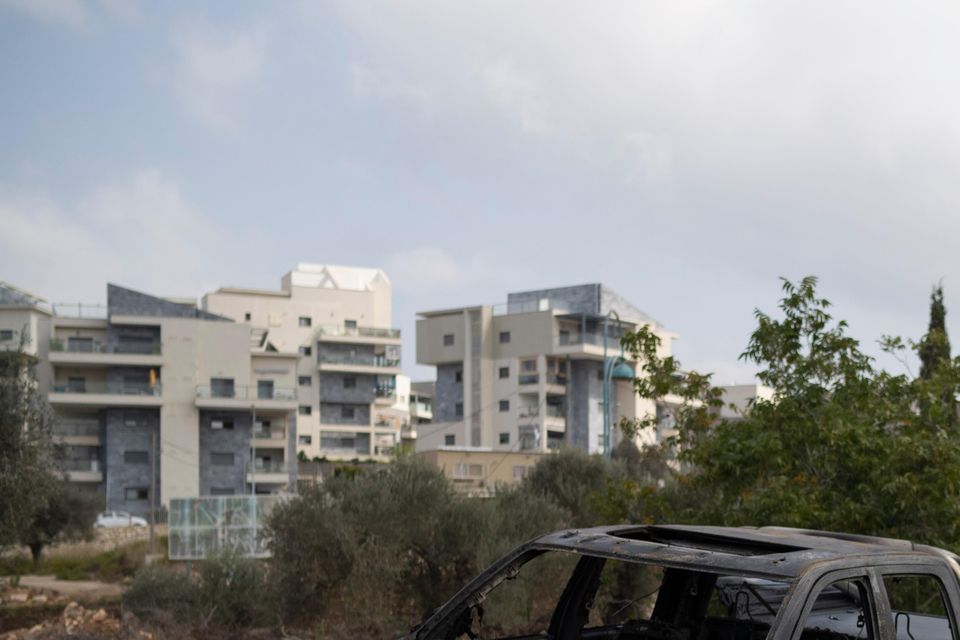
<box><xmin>531</xmin><ymin>524</ymin><xmax>957</xmax><ymax>580</ymax></box>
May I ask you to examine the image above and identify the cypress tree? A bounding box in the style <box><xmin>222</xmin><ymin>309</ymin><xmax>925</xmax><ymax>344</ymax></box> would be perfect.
<box><xmin>919</xmin><ymin>285</ymin><xmax>951</xmax><ymax>380</ymax></box>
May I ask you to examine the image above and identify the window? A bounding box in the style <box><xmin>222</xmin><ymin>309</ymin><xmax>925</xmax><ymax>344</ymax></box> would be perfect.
<box><xmin>799</xmin><ymin>577</ymin><xmax>876</xmax><ymax>640</ymax></box>
<box><xmin>499</xmin><ymin>432</ymin><xmax>510</xmax><ymax>444</ymax></box>
<box><xmin>882</xmin><ymin>574</ymin><xmax>954</xmax><ymax>640</ymax></box>
<box><xmin>0</xmin><ymin>329</ymin><xmax>13</xmax><ymax>341</ymax></box>
<box><xmin>123</xmin><ymin>451</ymin><xmax>149</xmax><ymax>464</ymax></box>
<box><xmin>452</xmin><ymin>463</ymin><xmax>483</xmax><ymax>479</ymax></box>
<box><xmin>210</xmin><ymin>452</ymin><xmax>234</xmax><ymax>466</ymax></box>
<box><xmin>499</xmin><ymin>400</ymin><xmax>510</xmax><ymax>412</ymax></box>
<box><xmin>299</xmin><ymin>345</ymin><xmax>312</xmax><ymax>357</ymax></box>
<box><xmin>211</xmin><ymin>418</ymin><xmax>234</xmax><ymax>430</ymax></box>
<box><xmin>443</xmin><ymin>333</ymin><xmax>455</xmax><ymax>346</ymax></box>
<box><xmin>299</xmin><ymin>316</ymin><xmax>312</xmax><ymax>327</ymax></box>
<box><xmin>299</xmin><ymin>405</ymin><xmax>312</xmax><ymax>416</ymax></box>
<box><xmin>341</xmin><ymin>406</ymin><xmax>355</xmax><ymax>419</ymax></box>
<box><xmin>298</xmin><ymin>375</ymin><xmax>312</xmax><ymax>386</ymax></box>
<box><xmin>257</xmin><ymin>380</ymin><xmax>274</xmax><ymax>399</ymax></box>
<box><xmin>343</xmin><ymin>376</ymin><xmax>356</xmax><ymax>389</ymax></box>
<box><xmin>499</xmin><ymin>366</ymin><xmax>509</xmax><ymax>379</ymax></box>
<box><xmin>455</xmin><ymin>370</ymin><xmax>463</xmax><ymax>383</ymax></box>
<box><xmin>445</xmin><ymin>434</ymin><xmax>455</xmax><ymax>446</ymax></box>
<box><xmin>499</xmin><ymin>331</ymin><xmax>511</xmax><ymax>343</ymax></box>
<box><xmin>124</xmin><ymin>487</ymin><xmax>148</xmax><ymax>501</ymax></box>
<box><xmin>455</xmin><ymin>402</ymin><xmax>463</xmax><ymax>417</ymax></box>
<box><xmin>298</xmin><ymin>435</ymin><xmax>312</xmax><ymax>445</ymax></box>
<box><xmin>244</xmin><ymin>312</ymin><xmax>251</xmax><ymax>321</ymax></box>
<box><xmin>210</xmin><ymin>377</ymin><xmax>235</xmax><ymax>398</ymax></box>
<box><xmin>211</xmin><ymin>487</ymin><xmax>234</xmax><ymax>496</ymax></box>
<box><xmin>522</xmin><ymin>359</ymin><xmax>537</xmax><ymax>372</ymax></box>
<box><xmin>344</xmin><ymin>319</ymin><xmax>357</xmax><ymax>330</ymax></box>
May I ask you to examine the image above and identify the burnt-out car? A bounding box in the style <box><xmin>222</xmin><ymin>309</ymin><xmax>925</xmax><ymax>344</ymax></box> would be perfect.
<box><xmin>405</xmin><ymin>525</ymin><xmax>960</xmax><ymax>640</ymax></box>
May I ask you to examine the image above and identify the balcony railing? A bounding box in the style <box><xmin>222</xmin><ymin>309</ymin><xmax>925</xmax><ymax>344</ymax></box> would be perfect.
<box><xmin>317</xmin><ymin>325</ymin><xmax>401</xmax><ymax>339</ymax></box>
<box><xmin>374</xmin><ymin>386</ymin><xmax>397</xmax><ymax>400</ymax></box>
<box><xmin>318</xmin><ymin>354</ymin><xmax>401</xmax><ymax>368</ymax></box>
<box><xmin>492</xmin><ymin>300</ymin><xmax>569</xmax><ymax>316</ymax></box>
<box><xmin>410</xmin><ymin>401</ymin><xmax>432</xmax><ymax>414</ymax></box>
<box><xmin>56</xmin><ymin>422</ymin><xmax>101</xmax><ymax>437</ymax></box>
<box><xmin>196</xmin><ymin>385</ymin><xmax>296</xmax><ymax>401</ymax></box>
<box><xmin>519</xmin><ymin>406</ymin><xmax>565</xmax><ymax>419</ymax></box>
<box><xmin>556</xmin><ymin>332</ymin><xmax>625</xmax><ymax>348</ymax></box>
<box><xmin>51</xmin><ymin>303</ymin><xmax>107</xmax><ymax>319</ymax></box>
<box><xmin>253</xmin><ymin>428</ymin><xmax>286</xmax><ymax>440</ymax></box>
<box><xmin>51</xmin><ymin>382</ymin><xmax>162</xmax><ymax>396</ymax></box>
<box><xmin>62</xmin><ymin>459</ymin><xmax>101</xmax><ymax>472</ymax></box>
<box><xmin>49</xmin><ymin>339</ymin><xmax>161</xmax><ymax>355</ymax></box>
<box><xmin>247</xmin><ymin>461</ymin><xmax>289</xmax><ymax>474</ymax></box>
<box><xmin>545</xmin><ymin>374</ymin><xmax>568</xmax><ymax>386</ymax></box>
<box><xmin>545</xmin><ymin>405</ymin><xmax>565</xmax><ymax>418</ymax></box>
<box><xmin>518</xmin><ymin>373</ymin><xmax>539</xmax><ymax>385</ymax></box>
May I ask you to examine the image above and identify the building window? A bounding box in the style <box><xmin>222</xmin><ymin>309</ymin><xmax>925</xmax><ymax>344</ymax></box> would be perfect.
<box><xmin>499</xmin><ymin>432</ymin><xmax>510</xmax><ymax>445</ymax></box>
<box><xmin>298</xmin><ymin>435</ymin><xmax>312</xmax><ymax>445</ymax></box>
<box><xmin>299</xmin><ymin>345</ymin><xmax>312</xmax><ymax>357</ymax></box>
<box><xmin>343</xmin><ymin>376</ymin><xmax>356</xmax><ymax>389</ymax></box>
<box><xmin>299</xmin><ymin>405</ymin><xmax>312</xmax><ymax>416</ymax></box>
<box><xmin>522</xmin><ymin>359</ymin><xmax>537</xmax><ymax>372</ymax></box>
<box><xmin>211</xmin><ymin>452</ymin><xmax>234</xmax><ymax>466</ymax></box>
<box><xmin>0</xmin><ymin>329</ymin><xmax>13</xmax><ymax>341</ymax></box>
<box><xmin>455</xmin><ymin>402</ymin><xmax>463</xmax><ymax>417</ymax></box>
<box><xmin>257</xmin><ymin>380</ymin><xmax>274</xmax><ymax>399</ymax></box>
<box><xmin>499</xmin><ymin>400</ymin><xmax>510</xmax><ymax>412</ymax></box>
<box><xmin>124</xmin><ymin>487</ymin><xmax>148</xmax><ymax>501</ymax></box>
<box><xmin>345</xmin><ymin>319</ymin><xmax>357</xmax><ymax>330</ymax></box>
<box><xmin>341</xmin><ymin>406</ymin><xmax>355</xmax><ymax>419</ymax></box>
<box><xmin>499</xmin><ymin>366</ymin><xmax>509</xmax><ymax>379</ymax></box>
<box><xmin>244</xmin><ymin>312</ymin><xmax>251</xmax><ymax>321</ymax></box>
<box><xmin>124</xmin><ymin>451</ymin><xmax>149</xmax><ymax>464</ymax></box>
<box><xmin>211</xmin><ymin>487</ymin><xmax>234</xmax><ymax>496</ymax></box>
<box><xmin>445</xmin><ymin>434</ymin><xmax>455</xmax><ymax>446</ymax></box>
<box><xmin>298</xmin><ymin>375</ymin><xmax>312</xmax><ymax>386</ymax></box>
<box><xmin>211</xmin><ymin>418</ymin><xmax>234</xmax><ymax>430</ymax></box>
<box><xmin>499</xmin><ymin>331</ymin><xmax>511</xmax><ymax>344</ymax></box>
<box><xmin>443</xmin><ymin>334</ymin><xmax>455</xmax><ymax>346</ymax></box>
<box><xmin>513</xmin><ymin>465</ymin><xmax>530</xmax><ymax>480</ymax></box>
<box><xmin>299</xmin><ymin>316</ymin><xmax>312</xmax><ymax>327</ymax></box>
<box><xmin>210</xmin><ymin>377</ymin><xmax>235</xmax><ymax>398</ymax></box>
<box><xmin>455</xmin><ymin>370</ymin><xmax>463</xmax><ymax>383</ymax></box>
<box><xmin>452</xmin><ymin>463</ymin><xmax>483</xmax><ymax>479</ymax></box>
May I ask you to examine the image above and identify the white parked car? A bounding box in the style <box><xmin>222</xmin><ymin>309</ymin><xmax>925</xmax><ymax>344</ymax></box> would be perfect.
<box><xmin>94</xmin><ymin>511</ymin><xmax>147</xmax><ymax>528</ymax></box>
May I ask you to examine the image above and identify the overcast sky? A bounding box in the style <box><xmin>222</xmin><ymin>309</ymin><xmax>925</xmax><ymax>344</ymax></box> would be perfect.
<box><xmin>2</xmin><ymin>1</ymin><xmax>960</xmax><ymax>382</ymax></box>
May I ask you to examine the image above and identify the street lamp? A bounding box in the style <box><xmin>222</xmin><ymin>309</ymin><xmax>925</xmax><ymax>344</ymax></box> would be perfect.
<box><xmin>602</xmin><ymin>310</ymin><xmax>635</xmax><ymax>457</ymax></box>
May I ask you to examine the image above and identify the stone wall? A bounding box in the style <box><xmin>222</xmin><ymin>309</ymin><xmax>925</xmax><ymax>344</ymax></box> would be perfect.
<box><xmin>104</xmin><ymin>408</ymin><xmax>160</xmax><ymax>517</ymax></box>
<box><xmin>319</xmin><ymin>402</ymin><xmax>370</xmax><ymax>426</ymax></box>
<box><xmin>318</xmin><ymin>372</ymin><xmax>376</xmax><ymax>403</ymax></box>
<box><xmin>433</xmin><ymin>363</ymin><xmax>463</xmax><ymax>422</ymax></box>
<box><xmin>198</xmin><ymin>409</ymin><xmax>252</xmax><ymax>495</ymax></box>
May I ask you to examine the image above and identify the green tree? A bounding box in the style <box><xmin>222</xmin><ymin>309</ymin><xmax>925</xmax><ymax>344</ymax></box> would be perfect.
<box><xmin>617</xmin><ymin>277</ymin><xmax>960</xmax><ymax>548</ymax></box>
<box><xmin>17</xmin><ymin>482</ymin><xmax>99</xmax><ymax>565</ymax></box>
<box><xmin>916</xmin><ymin>284</ymin><xmax>957</xmax><ymax>431</ymax></box>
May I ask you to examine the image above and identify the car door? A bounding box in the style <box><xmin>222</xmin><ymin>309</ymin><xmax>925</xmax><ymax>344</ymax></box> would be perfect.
<box><xmin>786</xmin><ymin>567</ymin><xmax>885</xmax><ymax>640</ymax></box>
<box><xmin>875</xmin><ymin>563</ymin><xmax>960</xmax><ymax>640</ymax></box>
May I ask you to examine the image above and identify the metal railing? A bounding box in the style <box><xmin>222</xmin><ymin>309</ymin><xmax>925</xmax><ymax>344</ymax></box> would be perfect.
<box><xmin>51</xmin><ymin>381</ymin><xmax>162</xmax><ymax>396</ymax></box>
<box><xmin>518</xmin><ymin>373</ymin><xmax>539</xmax><ymax>385</ymax></box>
<box><xmin>317</xmin><ymin>325</ymin><xmax>401</xmax><ymax>339</ymax></box>
<box><xmin>49</xmin><ymin>339</ymin><xmax>161</xmax><ymax>355</ymax></box>
<box><xmin>51</xmin><ymin>303</ymin><xmax>107</xmax><ymax>319</ymax></box>
<box><xmin>519</xmin><ymin>406</ymin><xmax>565</xmax><ymax>419</ymax></box>
<box><xmin>556</xmin><ymin>332</ymin><xmax>625</xmax><ymax>348</ymax></box>
<box><xmin>252</xmin><ymin>428</ymin><xmax>286</xmax><ymax>440</ymax></box>
<box><xmin>196</xmin><ymin>385</ymin><xmax>296</xmax><ymax>401</ymax></box>
<box><xmin>518</xmin><ymin>407</ymin><xmax>540</xmax><ymax>418</ymax></box>
<box><xmin>62</xmin><ymin>459</ymin><xmax>101</xmax><ymax>472</ymax></box>
<box><xmin>318</xmin><ymin>354</ymin><xmax>401</xmax><ymax>368</ymax></box>
<box><xmin>56</xmin><ymin>422</ymin><xmax>101</xmax><ymax>437</ymax></box>
<box><xmin>545</xmin><ymin>374</ymin><xmax>568</xmax><ymax>386</ymax></box>
<box><xmin>247</xmin><ymin>461</ymin><xmax>289</xmax><ymax>474</ymax></box>
<box><xmin>545</xmin><ymin>405</ymin><xmax>566</xmax><ymax>418</ymax></box>
<box><xmin>410</xmin><ymin>401</ymin><xmax>432</xmax><ymax>415</ymax></box>
<box><xmin>374</xmin><ymin>386</ymin><xmax>396</xmax><ymax>400</ymax></box>
<box><xmin>492</xmin><ymin>300</ymin><xmax>569</xmax><ymax>316</ymax></box>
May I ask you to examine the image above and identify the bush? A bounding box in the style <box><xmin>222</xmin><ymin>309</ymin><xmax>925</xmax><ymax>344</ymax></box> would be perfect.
<box><xmin>197</xmin><ymin>551</ymin><xmax>276</xmax><ymax>628</ymax></box>
<box><xmin>124</xmin><ymin>564</ymin><xmax>197</xmax><ymax>619</ymax></box>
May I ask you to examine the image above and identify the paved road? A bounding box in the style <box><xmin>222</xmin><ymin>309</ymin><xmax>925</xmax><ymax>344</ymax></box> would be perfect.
<box><xmin>16</xmin><ymin>575</ymin><xmax>123</xmax><ymax>600</ymax></box>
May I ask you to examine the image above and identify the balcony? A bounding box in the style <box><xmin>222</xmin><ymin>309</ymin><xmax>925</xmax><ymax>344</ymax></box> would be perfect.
<box><xmin>195</xmin><ymin>385</ymin><xmax>298</xmax><ymax>411</ymax></box>
<box><xmin>246</xmin><ymin>461</ymin><xmax>290</xmax><ymax>485</ymax></box>
<box><xmin>317</xmin><ymin>325</ymin><xmax>401</xmax><ymax>345</ymax></box>
<box><xmin>49</xmin><ymin>382</ymin><xmax>163</xmax><ymax>408</ymax></box>
<box><xmin>553</xmin><ymin>332</ymin><xmax>628</xmax><ymax>359</ymax></box>
<box><xmin>518</xmin><ymin>373</ymin><xmax>539</xmax><ymax>388</ymax></box>
<box><xmin>252</xmin><ymin>426</ymin><xmax>287</xmax><ymax>448</ymax></box>
<box><xmin>48</xmin><ymin>338</ymin><xmax>163</xmax><ymax>367</ymax></box>
<box><xmin>374</xmin><ymin>385</ymin><xmax>397</xmax><ymax>404</ymax></box>
<box><xmin>62</xmin><ymin>459</ymin><xmax>103</xmax><ymax>483</ymax></box>
<box><xmin>54</xmin><ymin>422</ymin><xmax>101</xmax><ymax>446</ymax></box>
<box><xmin>317</xmin><ymin>354</ymin><xmax>402</xmax><ymax>375</ymax></box>
<box><xmin>51</xmin><ymin>303</ymin><xmax>107</xmax><ymax>319</ymax></box>
<box><xmin>410</xmin><ymin>401</ymin><xmax>432</xmax><ymax>420</ymax></box>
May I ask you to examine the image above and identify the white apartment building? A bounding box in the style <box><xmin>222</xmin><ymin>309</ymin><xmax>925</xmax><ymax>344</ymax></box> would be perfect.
<box><xmin>202</xmin><ymin>264</ymin><xmax>410</xmax><ymax>462</ymax></box>
<box><xmin>0</xmin><ymin>281</ymin><xmax>298</xmax><ymax>518</ymax></box>
<box><xmin>416</xmin><ymin>284</ymin><xmax>678</xmax><ymax>455</ymax></box>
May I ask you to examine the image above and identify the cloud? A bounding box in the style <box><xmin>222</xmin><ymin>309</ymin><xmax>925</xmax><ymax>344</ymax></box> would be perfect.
<box><xmin>351</xmin><ymin>64</ymin><xmax>435</xmax><ymax>113</ymax></box>
<box><xmin>0</xmin><ymin>0</ymin><xmax>87</xmax><ymax>28</ymax></box>
<box><xmin>384</xmin><ymin>247</ymin><xmax>466</xmax><ymax>291</ymax></box>
<box><xmin>0</xmin><ymin>170</ymin><xmax>255</xmax><ymax>302</ymax></box>
<box><xmin>172</xmin><ymin>23</ymin><xmax>268</xmax><ymax>130</ymax></box>
<box><xmin>481</xmin><ymin>58</ymin><xmax>553</xmax><ymax>135</ymax></box>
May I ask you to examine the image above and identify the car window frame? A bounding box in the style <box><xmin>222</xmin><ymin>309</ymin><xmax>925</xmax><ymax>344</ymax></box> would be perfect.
<box><xmin>786</xmin><ymin>567</ymin><xmax>884</xmax><ymax>640</ymax></box>
<box><xmin>875</xmin><ymin>563</ymin><xmax>960</xmax><ymax>640</ymax></box>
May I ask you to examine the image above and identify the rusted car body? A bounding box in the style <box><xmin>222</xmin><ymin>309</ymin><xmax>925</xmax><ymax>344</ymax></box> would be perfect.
<box><xmin>406</xmin><ymin>525</ymin><xmax>960</xmax><ymax>640</ymax></box>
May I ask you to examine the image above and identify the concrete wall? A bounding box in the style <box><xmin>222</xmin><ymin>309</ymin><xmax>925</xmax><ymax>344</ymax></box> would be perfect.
<box><xmin>416</xmin><ymin>312</ymin><xmax>466</xmax><ymax>364</ymax></box>
<box><xmin>104</xmin><ymin>408</ymin><xmax>160</xmax><ymax>516</ymax></box>
<box><xmin>198</xmin><ymin>409</ymin><xmax>252</xmax><ymax>495</ymax></box>
<box><xmin>569</xmin><ymin>360</ymin><xmax>605</xmax><ymax>453</ymax></box>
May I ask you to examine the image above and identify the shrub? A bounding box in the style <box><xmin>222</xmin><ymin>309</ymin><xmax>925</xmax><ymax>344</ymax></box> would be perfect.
<box><xmin>124</xmin><ymin>565</ymin><xmax>197</xmax><ymax>619</ymax></box>
<box><xmin>197</xmin><ymin>551</ymin><xmax>275</xmax><ymax>629</ymax></box>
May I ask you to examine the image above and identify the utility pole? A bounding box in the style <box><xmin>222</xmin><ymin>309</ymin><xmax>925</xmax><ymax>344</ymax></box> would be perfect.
<box><xmin>149</xmin><ymin>430</ymin><xmax>157</xmax><ymax>552</ymax></box>
<box><xmin>251</xmin><ymin>404</ymin><xmax>257</xmax><ymax>495</ymax></box>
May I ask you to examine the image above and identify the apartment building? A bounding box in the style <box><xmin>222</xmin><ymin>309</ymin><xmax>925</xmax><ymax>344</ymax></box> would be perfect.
<box><xmin>0</xmin><ymin>282</ymin><xmax>298</xmax><ymax>517</ymax></box>
<box><xmin>202</xmin><ymin>263</ymin><xmax>409</xmax><ymax>461</ymax></box>
<box><xmin>410</xmin><ymin>381</ymin><xmax>434</xmax><ymax>426</ymax></box>
<box><xmin>416</xmin><ymin>284</ymin><xmax>677</xmax><ymax>455</ymax></box>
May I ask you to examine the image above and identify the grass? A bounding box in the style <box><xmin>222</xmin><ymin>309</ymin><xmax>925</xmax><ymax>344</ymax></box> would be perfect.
<box><xmin>0</xmin><ymin>537</ymin><xmax>167</xmax><ymax>581</ymax></box>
